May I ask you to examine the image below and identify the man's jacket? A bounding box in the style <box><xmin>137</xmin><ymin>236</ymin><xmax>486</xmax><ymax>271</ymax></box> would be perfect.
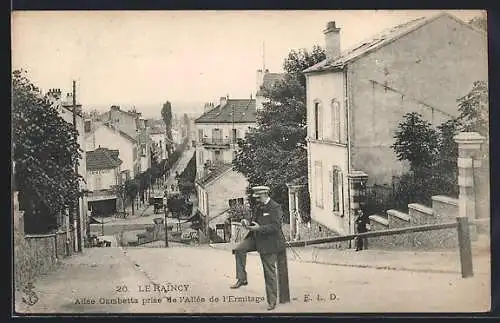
<box><xmin>245</xmin><ymin>199</ymin><xmax>286</xmax><ymax>254</ymax></box>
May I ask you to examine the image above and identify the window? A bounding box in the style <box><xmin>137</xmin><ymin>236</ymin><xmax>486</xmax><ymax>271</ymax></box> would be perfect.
<box><xmin>314</xmin><ymin>101</ymin><xmax>322</xmax><ymax>140</ymax></box>
<box><xmin>231</xmin><ymin>128</ymin><xmax>237</xmax><ymax>143</ymax></box>
<box><xmin>133</xmin><ymin>147</ymin><xmax>138</xmax><ymax>160</ymax></box>
<box><xmin>212</xmin><ymin>128</ymin><xmax>222</xmax><ymax>144</ymax></box>
<box><xmin>140</xmin><ymin>144</ymin><xmax>147</xmax><ymax>157</ymax></box>
<box><xmin>232</xmin><ymin>150</ymin><xmax>237</xmax><ymax>161</ymax></box>
<box><xmin>198</xmin><ymin>129</ymin><xmax>204</xmax><ymax>142</ymax></box>
<box><xmin>314</xmin><ymin>161</ymin><xmax>324</xmax><ymax>208</ymax></box>
<box><xmin>331</xmin><ymin>100</ymin><xmax>341</xmax><ymax>142</ymax></box>
<box><xmin>331</xmin><ymin>167</ymin><xmax>343</xmax><ymax>214</ymax></box>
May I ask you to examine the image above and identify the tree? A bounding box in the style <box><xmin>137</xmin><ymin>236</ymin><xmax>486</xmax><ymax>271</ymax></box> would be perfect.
<box><xmin>392</xmin><ymin>112</ymin><xmax>440</xmax><ymax>176</ymax></box>
<box><xmin>457</xmin><ymin>80</ymin><xmax>488</xmax><ymax>138</ymax></box>
<box><xmin>161</xmin><ymin>101</ymin><xmax>173</xmax><ymax>159</ymax></box>
<box><xmin>183</xmin><ymin>113</ymin><xmax>191</xmax><ymax>141</ymax></box>
<box><xmin>233</xmin><ymin>46</ymin><xmax>325</xmax><ymax>215</ymax></box>
<box><xmin>13</xmin><ymin>70</ymin><xmax>82</xmax><ymax>233</ymax></box>
<box><xmin>124</xmin><ymin>179</ymin><xmax>139</xmax><ymax>216</ymax></box>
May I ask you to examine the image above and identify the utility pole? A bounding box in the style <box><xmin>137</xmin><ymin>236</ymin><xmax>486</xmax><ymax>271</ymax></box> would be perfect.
<box><xmin>72</xmin><ymin>80</ymin><xmax>83</xmax><ymax>252</ymax></box>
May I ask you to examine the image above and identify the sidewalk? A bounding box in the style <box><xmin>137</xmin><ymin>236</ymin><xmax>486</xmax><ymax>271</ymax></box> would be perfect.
<box><xmin>14</xmin><ymin>247</ymin><xmax>152</xmax><ymax>314</ymax></box>
<box><xmin>208</xmin><ymin>234</ymin><xmax>490</xmax><ymax>276</ymax></box>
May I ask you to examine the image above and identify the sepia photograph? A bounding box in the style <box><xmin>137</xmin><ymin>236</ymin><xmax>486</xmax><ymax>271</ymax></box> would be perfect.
<box><xmin>11</xmin><ymin>9</ymin><xmax>490</xmax><ymax>315</ymax></box>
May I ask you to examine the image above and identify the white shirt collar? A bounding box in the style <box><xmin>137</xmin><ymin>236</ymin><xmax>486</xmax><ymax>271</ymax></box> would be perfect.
<box><xmin>264</xmin><ymin>197</ymin><xmax>271</xmax><ymax>205</ymax></box>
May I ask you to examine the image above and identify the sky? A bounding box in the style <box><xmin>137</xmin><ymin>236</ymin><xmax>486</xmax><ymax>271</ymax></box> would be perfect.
<box><xmin>12</xmin><ymin>10</ymin><xmax>483</xmax><ymax>118</ymax></box>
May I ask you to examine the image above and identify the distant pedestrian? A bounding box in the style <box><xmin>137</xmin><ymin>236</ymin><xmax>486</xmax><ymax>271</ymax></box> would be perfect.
<box><xmin>354</xmin><ymin>210</ymin><xmax>368</xmax><ymax>251</ymax></box>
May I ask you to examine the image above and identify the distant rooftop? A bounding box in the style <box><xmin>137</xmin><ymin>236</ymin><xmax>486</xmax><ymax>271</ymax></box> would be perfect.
<box><xmin>195</xmin><ymin>99</ymin><xmax>256</xmax><ymax>124</ymax></box>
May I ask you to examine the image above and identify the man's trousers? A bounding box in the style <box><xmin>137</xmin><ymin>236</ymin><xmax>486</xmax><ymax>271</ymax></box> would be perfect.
<box><xmin>233</xmin><ymin>237</ymin><xmax>278</xmax><ymax>306</ymax></box>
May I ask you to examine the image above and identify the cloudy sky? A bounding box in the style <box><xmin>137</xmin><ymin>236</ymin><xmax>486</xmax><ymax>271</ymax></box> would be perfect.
<box><xmin>12</xmin><ymin>10</ymin><xmax>483</xmax><ymax>117</ymax></box>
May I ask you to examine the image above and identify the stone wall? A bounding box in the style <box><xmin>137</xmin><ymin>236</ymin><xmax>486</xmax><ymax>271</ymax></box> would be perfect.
<box><xmin>367</xmin><ymin>198</ymin><xmax>476</xmax><ymax>251</ymax></box>
<box><xmin>13</xmin><ymin>191</ymin><xmax>76</xmax><ymax>290</ymax></box>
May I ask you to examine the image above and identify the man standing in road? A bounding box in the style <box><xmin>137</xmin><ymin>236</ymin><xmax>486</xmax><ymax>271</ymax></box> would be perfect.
<box><xmin>230</xmin><ymin>186</ymin><xmax>286</xmax><ymax>311</ymax></box>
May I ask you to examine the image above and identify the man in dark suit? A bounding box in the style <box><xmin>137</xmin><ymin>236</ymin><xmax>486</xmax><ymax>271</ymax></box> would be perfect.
<box><xmin>230</xmin><ymin>186</ymin><xmax>286</xmax><ymax>311</ymax></box>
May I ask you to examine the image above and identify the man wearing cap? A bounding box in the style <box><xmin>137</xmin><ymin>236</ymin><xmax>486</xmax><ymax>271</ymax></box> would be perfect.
<box><xmin>230</xmin><ymin>185</ymin><xmax>286</xmax><ymax>311</ymax></box>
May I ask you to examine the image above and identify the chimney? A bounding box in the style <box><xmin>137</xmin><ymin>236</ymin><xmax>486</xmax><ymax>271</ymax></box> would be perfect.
<box><xmin>219</xmin><ymin>96</ymin><xmax>227</xmax><ymax>108</ymax></box>
<box><xmin>204</xmin><ymin>102</ymin><xmax>212</xmax><ymax>112</ymax></box>
<box><xmin>324</xmin><ymin>21</ymin><xmax>341</xmax><ymax>60</ymax></box>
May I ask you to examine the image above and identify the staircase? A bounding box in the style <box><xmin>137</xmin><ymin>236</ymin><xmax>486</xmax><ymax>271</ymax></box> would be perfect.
<box><xmin>367</xmin><ymin>195</ymin><xmax>484</xmax><ymax>251</ymax></box>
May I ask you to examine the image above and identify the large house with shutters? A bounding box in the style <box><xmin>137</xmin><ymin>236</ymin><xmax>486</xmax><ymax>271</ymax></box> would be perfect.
<box><xmin>86</xmin><ymin>147</ymin><xmax>122</xmax><ymax>216</ymax></box>
<box><xmin>303</xmin><ymin>12</ymin><xmax>487</xmax><ymax>235</ymax></box>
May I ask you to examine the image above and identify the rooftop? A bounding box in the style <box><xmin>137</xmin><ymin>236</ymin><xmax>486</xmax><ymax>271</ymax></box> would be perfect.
<box><xmin>304</xmin><ymin>12</ymin><xmax>485</xmax><ymax>74</ymax></box>
<box><xmin>86</xmin><ymin>147</ymin><xmax>122</xmax><ymax>171</ymax></box>
<box><xmin>195</xmin><ymin>99</ymin><xmax>256</xmax><ymax>124</ymax></box>
<box><xmin>196</xmin><ymin>164</ymin><xmax>233</xmax><ymax>187</ymax></box>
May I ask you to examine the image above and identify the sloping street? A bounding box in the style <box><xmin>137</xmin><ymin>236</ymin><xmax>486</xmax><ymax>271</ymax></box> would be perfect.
<box><xmin>15</xmin><ymin>242</ymin><xmax>490</xmax><ymax>314</ymax></box>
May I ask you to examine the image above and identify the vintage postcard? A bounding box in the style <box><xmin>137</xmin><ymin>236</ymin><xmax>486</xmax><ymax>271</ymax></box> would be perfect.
<box><xmin>11</xmin><ymin>10</ymin><xmax>490</xmax><ymax>315</ymax></box>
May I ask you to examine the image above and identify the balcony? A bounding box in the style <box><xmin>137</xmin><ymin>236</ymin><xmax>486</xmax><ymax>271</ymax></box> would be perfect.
<box><xmin>200</xmin><ymin>138</ymin><xmax>234</xmax><ymax>149</ymax></box>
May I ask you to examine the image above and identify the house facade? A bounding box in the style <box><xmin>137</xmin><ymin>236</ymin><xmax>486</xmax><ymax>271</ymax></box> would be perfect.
<box><xmin>303</xmin><ymin>12</ymin><xmax>488</xmax><ymax>234</ymax></box>
<box><xmin>85</xmin><ymin>122</ymin><xmax>139</xmax><ymax>179</ymax></box>
<box><xmin>150</xmin><ymin>128</ymin><xmax>168</xmax><ymax>162</ymax></box>
<box><xmin>195</xmin><ymin>164</ymin><xmax>249</xmax><ymax>241</ymax></box>
<box><xmin>95</xmin><ymin>105</ymin><xmax>152</xmax><ymax>176</ymax></box>
<box><xmin>86</xmin><ymin>147</ymin><xmax>122</xmax><ymax>216</ymax></box>
<box><xmin>194</xmin><ymin>96</ymin><xmax>256</xmax><ymax>179</ymax></box>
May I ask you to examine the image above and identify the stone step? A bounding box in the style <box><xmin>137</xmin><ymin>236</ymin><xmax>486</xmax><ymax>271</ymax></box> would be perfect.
<box><xmin>408</xmin><ymin>203</ymin><xmax>435</xmax><ymax>225</ymax></box>
<box><xmin>432</xmin><ymin>195</ymin><xmax>459</xmax><ymax>219</ymax></box>
<box><xmin>387</xmin><ymin>209</ymin><xmax>410</xmax><ymax>228</ymax></box>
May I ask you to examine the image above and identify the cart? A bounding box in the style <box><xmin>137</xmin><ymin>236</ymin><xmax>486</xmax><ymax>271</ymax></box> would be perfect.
<box><xmin>152</xmin><ymin>196</ymin><xmax>164</xmax><ymax>214</ymax></box>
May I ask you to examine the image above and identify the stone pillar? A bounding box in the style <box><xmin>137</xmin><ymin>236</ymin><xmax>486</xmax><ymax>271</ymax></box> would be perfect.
<box><xmin>286</xmin><ymin>184</ymin><xmax>304</xmax><ymax>241</ymax></box>
<box><xmin>348</xmin><ymin>171</ymin><xmax>368</xmax><ymax>235</ymax></box>
<box><xmin>454</xmin><ymin>132</ymin><xmax>485</xmax><ymax>220</ymax></box>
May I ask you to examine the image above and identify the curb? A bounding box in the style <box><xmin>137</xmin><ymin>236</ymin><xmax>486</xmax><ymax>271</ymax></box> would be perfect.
<box><xmin>205</xmin><ymin>244</ymin><xmax>483</xmax><ymax>275</ymax></box>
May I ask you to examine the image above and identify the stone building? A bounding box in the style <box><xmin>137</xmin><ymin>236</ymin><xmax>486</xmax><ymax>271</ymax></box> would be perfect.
<box><xmin>303</xmin><ymin>12</ymin><xmax>487</xmax><ymax>235</ymax></box>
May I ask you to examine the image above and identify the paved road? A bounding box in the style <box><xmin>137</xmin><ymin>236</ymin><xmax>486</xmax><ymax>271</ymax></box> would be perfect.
<box><xmin>90</xmin><ymin>148</ymin><xmax>196</xmax><ymax>235</ymax></box>
<box><xmin>15</xmin><ymin>244</ymin><xmax>490</xmax><ymax>314</ymax></box>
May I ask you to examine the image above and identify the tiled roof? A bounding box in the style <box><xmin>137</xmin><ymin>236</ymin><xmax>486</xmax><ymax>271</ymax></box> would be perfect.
<box><xmin>304</xmin><ymin>12</ymin><xmax>482</xmax><ymax>74</ymax></box>
<box><xmin>86</xmin><ymin>147</ymin><xmax>122</xmax><ymax>171</ymax></box>
<box><xmin>195</xmin><ymin>99</ymin><xmax>256</xmax><ymax>124</ymax></box>
<box><xmin>257</xmin><ymin>73</ymin><xmax>285</xmax><ymax>96</ymax></box>
<box><xmin>196</xmin><ymin>164</ymin><xmax>233</xmax><ymax>187</ymax></box>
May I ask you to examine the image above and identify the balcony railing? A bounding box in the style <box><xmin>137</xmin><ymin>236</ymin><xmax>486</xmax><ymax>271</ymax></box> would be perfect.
<box><xmin>201</xmin><ymin>138</ymin><xmax>234</xmax><ymax>147</ymax></box>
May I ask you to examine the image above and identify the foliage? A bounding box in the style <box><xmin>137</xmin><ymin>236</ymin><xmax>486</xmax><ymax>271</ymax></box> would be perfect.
<box><xmin>233</xmin><ymin>46</ymin><xmax>325</xmax><ymax>214</ymax></box>
<box><xmin>183</xmin><ymin>113</ymin><xmax>191</xmax><ymax>138</ymax></box>
<box><xmin>386</xmin><ymin>79</ymin><xmax>488</xmax><ymax>211</ymax></box>
<box><xmin>13</xmin><ymin>70</ymin><xmax>82</xmax><ymax>232</ymax></box>
<box><xmin>161</xmin><ymin>101</ymin><xmax>173</xmax><ymax>158</ymax></box>
<box><xmin>457</xmin><ymin>80</ymin><xmax>488</xmax><ymax>138</ymax></box>
<box><xmin>391</xmin><ymin>112</ymin><xmax>439</xmax><ymax>176</ymax></box>
<box><xmin>124</xmin><ymin>179</ymin><xmax>139</xmax><ymax>215</ymax></box>
<box><xmin>227</xmin><ymin>202</ymin><xmax>251</xmax><ymax>222</ymax></box>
